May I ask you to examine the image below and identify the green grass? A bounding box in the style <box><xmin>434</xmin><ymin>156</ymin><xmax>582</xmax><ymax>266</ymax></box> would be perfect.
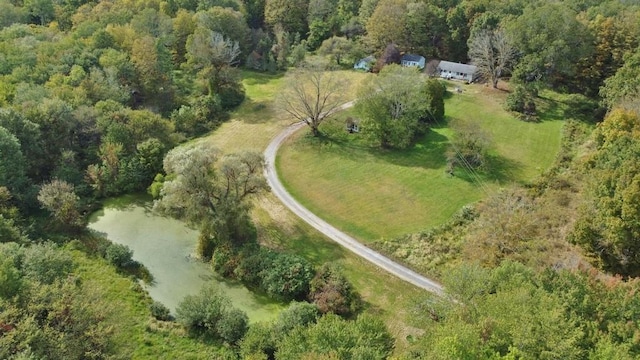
<box><xmin>250</xmin><ymin>193</ymin><xmax>433</xmax><ymax>351</ymax></box>
<box><xmin>200</xmin><ymin>70</ymin><xmax>434</xmax><ymax>353</ymax></box>
<box><xmin>277</xmin><ymin>82</ymin><xmax>565</xmax><ymax>242</ymax></box>
<box><xmin>70</xmin><ymin>248</ymin><xmax>230</xmax><ymax>359</ymax></box>
<box><xmin>445</xmin><ymin>85</ymin><xmax>563</xmax><ymax>181</ymax></box>
<box><xmin>203</xmin><ymin>69</ymin><xmax>369</xmax><ymax>154</ymax></box>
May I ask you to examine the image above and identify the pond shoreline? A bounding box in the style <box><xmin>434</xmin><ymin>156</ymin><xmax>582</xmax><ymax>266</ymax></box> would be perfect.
<box><xmin>88</xmin><ymin>194</ymin><xmax>284</xmax><ymax>322</ymax></box>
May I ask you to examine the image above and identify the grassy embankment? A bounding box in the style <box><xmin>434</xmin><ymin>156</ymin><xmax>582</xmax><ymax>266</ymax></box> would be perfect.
<box><xmin>71</xmin><ymin>247</ymin><xmax>231</xmax><ymax>359</ymax></box>
<box><xmin>277</xmin><ymin>82</ymin><xmax>565</xmax><ymax>242</ymax></box>
<box><xmin>204</xmin><ymin>69</ymin><xmax>431</xmax><ymax>350</ymax></box>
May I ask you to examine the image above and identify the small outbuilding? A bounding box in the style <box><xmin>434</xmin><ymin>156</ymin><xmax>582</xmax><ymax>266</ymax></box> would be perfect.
<box><xmin>401</xmin><ymin>54</ymin><xmax>426</xmax><ymax>69</ymax></box>
<box><xmin>345</xmin><ymin>117</ymin><xmax>360</xmax><ymax>133</ymax></box>
<box><xmin>354</xmin><ymin>55</ymin><xmax>375</xmax><ymax>71</ymax></box>
<box><xmin>437</xmin><ymin>61</ymin><xmax>478</xmax><ymax>83</ymax></box>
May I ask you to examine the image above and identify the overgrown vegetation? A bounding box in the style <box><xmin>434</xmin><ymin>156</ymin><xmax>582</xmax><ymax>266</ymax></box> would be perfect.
<box><xmin>2</xmin><ymin>0</ymin><xmax>640</xmax><ymax>358</ymax></box>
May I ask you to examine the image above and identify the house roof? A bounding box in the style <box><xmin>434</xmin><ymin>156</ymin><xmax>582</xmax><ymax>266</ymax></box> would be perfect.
<box><xmin>438</xmin><ymin>61</ymin><xmax>477</xmax><ymax>74</ymax></box>
<box><xmin>401</xmin><ymin>54</ymin><xmax>425</xmax><ymax>62</ymax></box>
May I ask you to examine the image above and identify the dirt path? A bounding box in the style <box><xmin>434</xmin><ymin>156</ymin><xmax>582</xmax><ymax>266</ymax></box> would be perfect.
<box><xmin>263</xmin><ymin>102</ymin><xmax>444</xmax><ymax>296</ymax></box>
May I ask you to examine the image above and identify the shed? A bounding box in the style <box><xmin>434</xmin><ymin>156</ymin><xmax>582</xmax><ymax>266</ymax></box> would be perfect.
<box><xmin>354</xmin><ymin>55</ymin><xmax>375</xmax><ymax>71</ymax></box>
<box><xmin>437</xmin><ymin>61</ymin><xmax>478</xmax><ymax>83</ymax></box>
<box><xmin>401</xmin><ymin>54</ymin><xmax>426</xmax><ymax>69</ymax></box>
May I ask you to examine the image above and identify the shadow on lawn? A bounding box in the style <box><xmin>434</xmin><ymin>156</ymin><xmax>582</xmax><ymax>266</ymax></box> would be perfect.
<box><xmin>372</xmin><ymin>130</ymin><xmax>449</xmax><ymax>169</ymax></box>
<box><xmin>234</xmin><ymin>98</ymin><xmax>273</xmax><ymax>124</ymax></box>
<box><xmin>453</xmin><ymin>153</ymin><xmax>522</xmax><ymax>186</ymax></box>
<box><xmin>311</xmin><ymin>125</ymin><xmax>450</xmax><ymax>170</ymax></box>
<box><xmin>241</xmin><ymin>70</ymin><xmax>285</xmax><ymax>85</ymax></box>
<box><xmin>262</xmin><ymin>221</ymin><xmax>346</xmax><ymax>265</ymax></box>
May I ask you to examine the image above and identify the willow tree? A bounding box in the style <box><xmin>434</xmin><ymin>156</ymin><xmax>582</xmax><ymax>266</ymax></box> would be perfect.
<box><xmin>154</xmin><ymin>143</ymin><xmax>267</xmax><ymax>258</ymax></box>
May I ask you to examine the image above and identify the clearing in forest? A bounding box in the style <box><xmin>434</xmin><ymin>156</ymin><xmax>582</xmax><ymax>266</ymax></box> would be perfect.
<box><xmin>277</xmin><ymin>82</ymin><xmax>564</xmax><ymax>242</ymax></box>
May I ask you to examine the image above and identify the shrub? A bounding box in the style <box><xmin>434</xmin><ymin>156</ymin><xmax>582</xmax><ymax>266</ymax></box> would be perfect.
<box><xmin>308</xmin><ymin>264</ymin><xmax>361</xmax><ymax>317</ymax></box>
<box><xmin>105</xmin><ymin>243</ymin><xmax>134</xmax><ymax>268</ymax></box>
<box><xmin>176</xmin><ymin>284</ymin><xmax>249</xmax><ymax>343</ymax></box>
<box><xmin>239</xmin><ymin>323</ymin><xmax>277</xmax><ymax>359</ymax></box>
<box><xmin>211</xmin><ymin>244</ymin><xmax>239</xmax><ymax>277</ymax></box>
<box><xmin>261</xmin><ymin>253</ymin><xmax>315</xmax><ymax>301</ymax></box>
<box><xmin>23</xmin><ymin>242</ymin><xmax>74</xmax><ymax>284</ymax></box>
<box><xmin>216</xmin><ymin>308</ymin><xmax>249</xmax><ymax>344</ymax></box>
<box><xmin>446</xmin><ymin>119</ymin><xmax>492</xmax><ymax>172</ymax></box>
<box><xmin>150</xmin><ymin>301</ymin><xmax>172</xmax><ymax>321</ymax></box>
<box><xmin>275</xmin><ymin>301</ymin><xmax>319</xmax><ymax>333</ymax></box>
<box><xmin>506</xmin><ymin>85</ymin><xmax>537</xmax><ymax>119</ymax></box>
<box><xmin>505</xmin><ymin>85</ymin><xmax>527</xmax><ymax>113</ymax></box>
<box><xmin>234</xmin><ymin>246</ymin><xmax>274</xmax><ymax>287</ymax></box>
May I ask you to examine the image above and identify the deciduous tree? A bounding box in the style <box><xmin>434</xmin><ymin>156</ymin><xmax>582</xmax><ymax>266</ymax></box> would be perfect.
<box><xmin>278</xmin><ymin>62</ymin><xmax>346</xmax><ymax>137</ymax></box>
<box><xmin>176</xmin><ymin>284</ymin><xmax>249</xmax><ymax>343</ymax></box>
<box><xmin>264</xmin><ymin>0</ymin><xmax>309</xmax><ymax>35</ymax></box>
<box><xmin>308</xmin><ymin>263</ymin><xmax>360</xmax><ymax>316</ymax></box>
<box><xmin>600</xmin><ymin>49</ymin><xmax>640</xmax><ymax>109</ymax></box>
<box><xmin>0</xmin><ymin>126</ymin><xmax>28</xmax><ymax>201</ymax></box>
<box><xmin>571</xmin><ymin>109</ymin><xmax>640</xmax><ymax>275</ymax></box>
<box><xmin>365</xmin><ymin>0</ymin><xmax>408</xmax><ymax>51</ymax></box>
<box><xmin>276</xmin><ymin>313</ymin><xmax>393</xmax><ymax>360</ymax></box>
<box><xmin>154</xmin><ymin>144</ymin><xmax>267</xmax><ymax>257</ymax></box>
<box><xmin>355</xmin><ymin>65</ymin><xmax>441</xmax><ymax>148</ymax></box>
<box><xmin>37</xmin><ymin>179</ymin><xmax>83</xmax><ymax>229</ymax></box>
<box><xmin>468</xmin><ymin>28</ymin><xmax>517</xmax><ymax>89</ymax></box>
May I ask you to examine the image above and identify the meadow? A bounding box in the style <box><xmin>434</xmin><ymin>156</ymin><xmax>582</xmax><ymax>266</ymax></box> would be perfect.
<box><xmin>277</xmin><ymin>81</ymin><xmax>564</xmax><ymax>242</ymax></box>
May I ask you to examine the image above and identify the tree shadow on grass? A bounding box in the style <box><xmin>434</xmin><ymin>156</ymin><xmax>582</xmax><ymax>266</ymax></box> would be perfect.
<box><xmin>453</xmin><ymin>154</ymin><xmax>523</xmax><ymax>185</ymax></box>
<box><xmin>234</xmin><ymin>98</ymin><xmax>274</xmax><ymax>124</ymax></box>
<box><xmin>312</xmin><ymin>125</ymin><xmax>451</xmax><ymax>170</ymax></box>
<box><xmin>536</xmin><ymin>96</ymin><xmax>565</xmax><ymax>122</ymax></box>
<box><xmin>370</xmin><ymin>130</ymin><xmax>449</xmax><ymax>169</ymax></box>
<box><xmin>241</xmin><ymin>70</ymin><xmax>285</xmax><ymax>85</ymax></box>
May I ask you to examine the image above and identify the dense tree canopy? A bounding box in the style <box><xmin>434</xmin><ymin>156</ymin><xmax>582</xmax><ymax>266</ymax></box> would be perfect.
<box><xmin>355</xmin><ymin>65</ymin><xmax>444</xmax><ymax>148</ymax></box>
<box><xmin>572</xmin><ymin>109</ymin><xmax>640</xmax><ymax>275</ymax></box>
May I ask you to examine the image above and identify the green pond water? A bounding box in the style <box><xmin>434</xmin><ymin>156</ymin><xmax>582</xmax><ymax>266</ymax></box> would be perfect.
<box><xmin>87</xmin><ymin>195</ymin><xmax>284</xmax><ymax>322</ymax></box>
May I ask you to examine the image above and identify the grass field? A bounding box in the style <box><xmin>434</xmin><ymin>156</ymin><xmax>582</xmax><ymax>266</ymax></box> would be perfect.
<box><xmin>201</xmin><ymin>69</ymin><xmax>431</xmax><ymax>352</ymax></box>
<box><xmin>277</xmin><ymin>81</ymin><xmax>564</xmax><ymax>242</ymax></box>
<box><xmin>71</xmin><ymin>248</ymin><xmax>231</xmax><ymax>359</ymax></box>
<box><xmin>203</xmin><ymin>69</ymin><xmax>369</xmax><ymax>153</ymax></box>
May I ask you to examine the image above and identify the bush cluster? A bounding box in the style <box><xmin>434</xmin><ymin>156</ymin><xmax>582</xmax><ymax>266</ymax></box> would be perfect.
<box><xmin>214</xmin><ymin>245</ymin><xmax>314</xmax><ymax>301</ymax></box>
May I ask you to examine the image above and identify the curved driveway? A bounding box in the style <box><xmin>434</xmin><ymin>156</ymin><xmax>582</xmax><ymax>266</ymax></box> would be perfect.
<box><xmin>263</xmin><ymin>102</ymin><xmax>445</xmax><ymax>296</ymax></box>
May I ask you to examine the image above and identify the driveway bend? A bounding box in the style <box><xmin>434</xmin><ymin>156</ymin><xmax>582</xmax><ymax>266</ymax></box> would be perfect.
<box><xmin>263</xmin><ymin>103</ymin><xmax>445</xmax><ymax>296</ymax></box>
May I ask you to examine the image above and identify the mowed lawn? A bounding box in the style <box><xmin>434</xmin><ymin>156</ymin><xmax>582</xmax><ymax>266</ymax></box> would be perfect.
<box><xmin>204</xmin><ymin>69</ymin><xmax>369</xmax><ymax>153</ymax></box>
<box><xmin>277</xmin><ymin>81</ymin><xmax>564</xmax><ymax>242</ymax></box>
<box><xmin>202</xmin><ymin>69</ymin><xmax>429</xmax><ymax>353</ymax></box>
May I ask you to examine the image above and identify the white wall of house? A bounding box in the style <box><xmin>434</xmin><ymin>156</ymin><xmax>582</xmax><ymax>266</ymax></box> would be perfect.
<box><xmin>439</xmin><ymin>69</ymin><xmax>473</xmax><ymax>82</ymax></box>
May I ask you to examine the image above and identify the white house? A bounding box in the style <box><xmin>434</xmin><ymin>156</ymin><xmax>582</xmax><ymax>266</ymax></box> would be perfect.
<box><xmin>401</xmin><ymin>54</ymin><xmax>426</xmax><ymax>69</ymax></box>
<box><xmin>354</xmin><ymin>55</ymin><xmax>375</xmax><ymax>71</ymax></box>
<box><xmin>437</xmin><ymin>61</ymin><xmax>478</xmax><ymax>83</ymax></box>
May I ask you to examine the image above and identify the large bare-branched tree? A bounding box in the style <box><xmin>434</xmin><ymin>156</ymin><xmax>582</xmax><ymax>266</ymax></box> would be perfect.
<box><xmin>278</xmin><ymin>62</ymin><xmax>346</xmax><ymax>137</ymax></box>
<box><xmin>468</xmin><ymin>29</ymin><xmax>518</xmax><ymax>88</ymax></box>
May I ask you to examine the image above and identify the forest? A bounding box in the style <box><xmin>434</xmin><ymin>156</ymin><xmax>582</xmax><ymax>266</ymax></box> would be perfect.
<box><xmin>1</xmin><ymin>0</ymin><xmax>640</xmax><ymax>358</ymax></box>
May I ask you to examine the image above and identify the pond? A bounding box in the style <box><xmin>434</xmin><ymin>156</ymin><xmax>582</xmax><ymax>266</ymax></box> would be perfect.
<box><xmin>87</xmin><ymin>194</ymin><xmax>284</xmax><ymax>323</ymax></box>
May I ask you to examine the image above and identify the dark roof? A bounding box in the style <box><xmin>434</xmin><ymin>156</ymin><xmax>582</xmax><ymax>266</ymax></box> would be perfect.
<box><xmin>401</xmin><ymin>54</ymin><xmax>425</xmax><ymax>62</ymax></box>
<box><xmin>438</xmin><ymin>61</ymin><xmax>477</xmax><ymax>74</ymax></box>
